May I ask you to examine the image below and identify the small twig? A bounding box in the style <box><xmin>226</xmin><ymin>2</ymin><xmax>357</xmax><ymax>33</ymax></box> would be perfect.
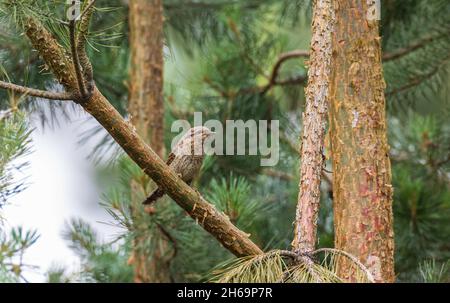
<box><xmin>261</xmin><ymin>169</ymin><xmax>295</xmax><ymax>181</ymax></box>
<box><xmin>0</xmin><ymin>80</ymin><xmax>73</xmax><ymax>100</ymax></box>
<box><xmin>312</xmin><ymin>248</ymin><xmax>375</xmax><ymax>283</ymax></box>
<box><xmin>386</xmin><ymin>55</ymin><xmax>450</xmax><ymax>96</ymax></box>
<box><xmin>383</xmin><ymin>30</ymin><xmax>450</xmax><ymax>62</ymax></box>
<box><xmin>261</xmin><ymin>50</ymin><xmax>309</xmax><ymax>94</ymax></box>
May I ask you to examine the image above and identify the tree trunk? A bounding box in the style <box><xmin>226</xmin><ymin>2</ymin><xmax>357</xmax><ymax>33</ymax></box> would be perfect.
<box><xmin>329</xmin><ymin>0</ymin><xmax>395</xmax><ymax>282</ymax></box>
<box><xmin>292</xmin><ymin>0</ymin><xmax>335</xmax><ymax>254</ymax></box>
<box><xmin>128</xmin><ymin>0</ymin><xmax>165</xmax><ymax>156</ymax></box>
<box><xmin>128</xmin><ymin>0</ymin><xmax>169</xmax><ymax>282</ymax></box>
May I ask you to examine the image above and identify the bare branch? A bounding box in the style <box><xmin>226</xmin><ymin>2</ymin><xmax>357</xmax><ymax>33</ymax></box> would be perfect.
<box><xmin>203</xmin><ymin>49</ymin><xmax>309</xmax><ymax>98</ymax></box>
<box><xmin>261</xmin><ymin>169</ymin><xmax>295</xmax><ymax>181</ymax></box>
<box><xmin>0</xmin><ymin>80</ymin><xmax>73</xmax><ymax>100</ymax></box>
<box><xmin>261</xmin><ymin>50</ymin><xmax>309</xmax><ymax>94</ymax></box>
<box><xmin>383</xmin><ymin>30</ymin><xmax>450</xmax><ymax>62</ymax></box>
<box><xmin>386</xmin><ymin>55</ymin><xmax>450</xmax><ymax>96</ymax></box>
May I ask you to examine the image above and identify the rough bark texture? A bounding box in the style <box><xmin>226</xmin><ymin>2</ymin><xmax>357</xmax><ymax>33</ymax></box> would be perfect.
<box><xmin>24</xmin><ymin>18</ymin><xmax>263</xmax><ymax>259</ymax></box>
<box><xmin>128</xmin><ymin>0</ymin><xmax>169</xmax><ymax>283</ymax></box>
<box><xmin>329</xmin><ymin>1</ymin><xmax>395</xmax><ymax>282</ymax></box>
<box><xmin>128</xmin><ymin>0</ymin><xmax>165</xmax><ymax>157</ymax></box>
<box><xmin>292</xmin><ymin>0</ymin><xmax>335</xmax><ymax>253</ymax></box>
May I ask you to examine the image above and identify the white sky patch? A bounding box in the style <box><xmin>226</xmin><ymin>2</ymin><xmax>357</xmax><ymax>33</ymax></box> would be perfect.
<box><xmin>2</xmin><ymin>104</ymin><xmax>121</xmax><ymax>282</ymax></box>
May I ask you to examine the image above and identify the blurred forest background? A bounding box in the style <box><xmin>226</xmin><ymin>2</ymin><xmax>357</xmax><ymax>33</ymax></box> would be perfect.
<box><xmin>0</xmin><ymin>0</ymin><xmax>449</xmax><ymax>282</ymax></box>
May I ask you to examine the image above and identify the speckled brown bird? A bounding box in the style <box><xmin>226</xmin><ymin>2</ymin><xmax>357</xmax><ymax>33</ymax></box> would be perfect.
<box><xmin>143</xmin><ymin>126</ymin><xmax>214</xmax><ymax>205</ymax></box>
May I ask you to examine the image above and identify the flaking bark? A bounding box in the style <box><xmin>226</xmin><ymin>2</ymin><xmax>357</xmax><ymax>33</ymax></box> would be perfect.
<box><xmin>329</xmin><ymin>0</ymin><xmax>395</xmax><ymax>282</ymax></box>
<box><xmin>128</xmin><ymin>0</ymin><xmax>165</xmax><ymax>157</ymax></box>
<box><xmin>292</xmin><ymin>0</ymin><xmax>335</xmax><ymax>254</ymax></box>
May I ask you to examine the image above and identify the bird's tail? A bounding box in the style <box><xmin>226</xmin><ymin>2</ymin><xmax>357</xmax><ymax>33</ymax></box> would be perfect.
<box><xmin>143</xmin><ymin>188</ymin><xmax>165</xmax><ymax>205</ymax></box>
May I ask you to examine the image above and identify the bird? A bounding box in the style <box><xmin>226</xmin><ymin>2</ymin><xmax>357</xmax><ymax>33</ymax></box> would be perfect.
<box><xmin>143</xmin><ymin>126</ymin><xmax>214</xmax><ymax>205</ymax></box>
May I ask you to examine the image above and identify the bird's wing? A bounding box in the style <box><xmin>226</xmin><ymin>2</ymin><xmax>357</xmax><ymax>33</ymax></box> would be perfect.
<box><xmin>166</xmin><ymin>152</ymin><xmax>175</xmax><ymax>166</ymax></box>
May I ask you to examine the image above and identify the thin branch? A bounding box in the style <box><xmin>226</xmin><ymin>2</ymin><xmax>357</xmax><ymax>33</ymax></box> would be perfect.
<box><xmin>204</xmin><ymin>29</ymin><xmax>450</xmax><ymax>99</ymax></box>
<box><xmin>383</xmin><ymin>30</ymin><xmax>450</xmax><ymax>62</ymax></box>
<box><xmin>261</xmin><ymin>50</ymin><xmax>309</xmax><ymax>94</ymax></box>
<box><xmin>69</xmin><ymin>20</ymin><xmax>87</xmax><ymax>99</ymax></box>
<box><xmin>312</xmin><ymin>248</ymin><xmax>375</xmax><ymax>283</ymax></box>
<box><xmin>77</xmin><ymin>0</ymin><xmax>96</xmax><ymax>94</ymax></box>
<box><xmin>0</xmin><ymin>80</ymin><xmax>73</xmax><ymax>100</ymax></box>
<box><xmin>261</xmin><ymin>169</ymin><xmax>295</xmax><ymax>181</ymax></box>
<box><xmin>203</xmin><ymin>48</ymin><xmax>309</xmax><ymax>98</ymax></box>
<box><xmin>386</xmin><ymin>55</ymin><xmax>450</xmax><ymax>96</ymax></box>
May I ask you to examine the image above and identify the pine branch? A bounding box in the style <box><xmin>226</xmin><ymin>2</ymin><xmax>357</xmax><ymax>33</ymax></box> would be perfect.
<box><xmin>0</xmin><ymin>81</ymin><xmax>73</xmax><ymax>100</ymax></box>
<box><xmin>383</xmin><ymin>30</ymin><xmax>450</xmax><ymax>62</ymax></box>
<box><xmin>79</xmin><ymin>0</ymin><xmax>97</xmax><ymax>21</ymax></box>
<box><xmin>69</xmin><ymin>20</ymin><xmax>88</xmax><ymax>98</ymax></box>
<box><xmin>261</xmin><ymin>169</ymin><xmax>295</xmax><ymax>181</ymax></box>
<box><xmin>386</xmin><ymin>54</ymin><xmax>450</xmax><ymax>96</ymax></box>
<box><xmin>10</xmin><ymin>17</ymin><xmax>263</xmax><ymax>258</ymax></box>
<box><xmin>77</xmin><ymin>0</ymin><xmax>95</xmax><ymax>93</ymax></box>
<box><xmin>261</xmin><ymin>50</ymin><xmax>309</xmax><ymax>94</ymax></box>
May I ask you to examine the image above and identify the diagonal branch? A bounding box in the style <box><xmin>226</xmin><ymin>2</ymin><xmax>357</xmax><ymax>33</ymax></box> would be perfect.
<box><xmin>261</xmin><ymin>50</ymin><xmax>309</xmax><ymax>94</ymax></box>
<box><xmin>383</xmin><ymin>30</ymin><xmax>450</xmax><ymax>62</ymax></box>
<box><xmin>386</xmin><ymin>54</ymin><xmax>450</xmax><ymax>96</ymax></box>
<box><xmin>17</xmin><ymin>17</ymin><xmax>262</xmax><ymax>258</ymax></box>
<box><xmin>254</xmin><ymin>28</ymin><xmax>450</xmax><ymax>95</ymax></box>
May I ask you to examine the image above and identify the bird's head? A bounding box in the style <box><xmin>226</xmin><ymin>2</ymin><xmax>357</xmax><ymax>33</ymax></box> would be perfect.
<box><xmin>190</xmin><ymin>126</ymin><xmax>215</xmax><ymax>142</ymax></box>
<box><xmin>174</xmin><ymin>126</ymin><xmax>215</xmax><ymax>156</ymax></box>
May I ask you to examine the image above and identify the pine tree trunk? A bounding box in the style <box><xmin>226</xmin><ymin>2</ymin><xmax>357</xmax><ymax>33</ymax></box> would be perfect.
<box><xmin>329</xmin><ymin>0</ymin><xmax>395</xmax><ymax>282</ymax></box>
<box><xmin>129</xmin><ymin>0</ymin><xmax>165</xmax><ymax>156</ymax></box>
<box><xmin>128</xmin><ymin>0</ymin><xmax>168</xmax><ymax>283</ymax></box>
<box><xmin>292</xmin><ymin>0</ymin><xmax>335</xmax><ymax>254</ymax></box>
